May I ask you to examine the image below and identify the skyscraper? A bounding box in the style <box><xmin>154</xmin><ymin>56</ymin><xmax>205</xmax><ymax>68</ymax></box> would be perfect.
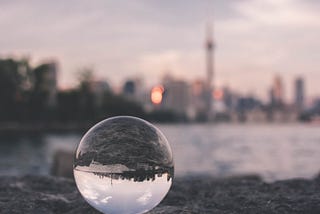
<box><xmin>294</xmin><ymin>77</ymin><xmax>304</xmax><ymax>112</ymax></box>
<box><xmin>161</xmin><ymin>78</ymin><xmax>190</xmax><ymax>115</ymax></box>
<box><xmin>270</xmin><ymin>75</ymin><xmax>284</xmax><ymax>107</ymax></box>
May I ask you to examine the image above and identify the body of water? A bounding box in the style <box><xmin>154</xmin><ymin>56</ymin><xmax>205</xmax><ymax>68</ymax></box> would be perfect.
<box><xmin>0</xmin><ymin>123</ymin><xmax>319</xmax><ymax>181</ymax></box>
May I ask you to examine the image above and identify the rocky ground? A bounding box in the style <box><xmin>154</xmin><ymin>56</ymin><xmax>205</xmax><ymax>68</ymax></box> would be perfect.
<box><xmin>0</xmin><ymin>174</ymin><xmax>319</xmax><ymax>214</ymax></box>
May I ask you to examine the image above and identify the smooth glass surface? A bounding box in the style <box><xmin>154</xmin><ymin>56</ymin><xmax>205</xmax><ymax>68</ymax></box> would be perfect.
<box><xmin>73</xmin><ymin>116</ymin><xmax>174</xmax><ymax>214</ymax></box>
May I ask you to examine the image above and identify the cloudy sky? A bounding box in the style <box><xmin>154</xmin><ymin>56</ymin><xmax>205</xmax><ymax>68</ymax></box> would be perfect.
<box><xmin>1</xmin><ymin>0</ymin><xmax>319</xmax><ymax>101</ymax></box>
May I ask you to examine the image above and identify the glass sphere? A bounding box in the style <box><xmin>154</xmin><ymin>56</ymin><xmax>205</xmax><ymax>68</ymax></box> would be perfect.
<box><xmin>73</xmin><ymin>116</ymin><xmax>174</xmax><ymax>214</ymax></box>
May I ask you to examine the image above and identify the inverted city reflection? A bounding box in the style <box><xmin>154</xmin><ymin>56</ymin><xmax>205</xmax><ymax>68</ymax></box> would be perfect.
<box><xmin>73</xmin><ymin>116</ymin><xmax>174</xmax><ymax>214</ymax></box>
<box><xmin>74</xmin><ymin>168</ymin><xmax>172</xmax><ymax>214</ymax></box>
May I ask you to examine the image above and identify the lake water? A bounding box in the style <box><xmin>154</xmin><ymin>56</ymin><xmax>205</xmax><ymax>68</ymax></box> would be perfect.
<box><xmin>0</xmin><ymin>123</ymin><xmax>319</xmax><ymax>182</ymax></box>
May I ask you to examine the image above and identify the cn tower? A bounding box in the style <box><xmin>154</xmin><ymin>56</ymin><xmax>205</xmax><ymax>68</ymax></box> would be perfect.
<box><xmin>206</xmin><ymin>23</ymin><xmax>214</xmax><ymax>90</ymax></box>
<box><xmin>205</xmin><ymin>23</ymin><xmax>215</xmax><ymax>119</ymax></box>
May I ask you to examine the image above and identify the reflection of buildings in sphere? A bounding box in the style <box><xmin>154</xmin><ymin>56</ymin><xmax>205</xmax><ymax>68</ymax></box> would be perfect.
<box><xmin>73</xmin><ymin>116</ymin><xmax>174</xmax><ymax>214</ymax></box>
<box><xmin>92</xmin><ymin>168</ymin><xmax>173</xmax><ymax>183</ymax></box>
<box><xmin>74</xmin><ymin>161</ymin><xmax>173</xmax><ymax>183</ymax></box>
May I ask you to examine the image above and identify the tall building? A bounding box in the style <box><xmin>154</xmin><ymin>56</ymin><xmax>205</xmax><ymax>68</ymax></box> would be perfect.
<box><xmin>189</xmin><ymin>80</ymin><xmax>207</xmax><ymax>119</ymax></box>
<box><xmin>204</xmin><ymin>23</ymin><xmax>215</xmax><ymax>119</ymax></box>
<box><xmin>206</xmin><ymin>23</ymin><xmax>214</xmax><ymax>89</ymax></box>
<box><xmin>270</xmin><ymin>75</ymin><xmax>284</xmax><ymax>107</ymax></box>
<box><xmin>294</xmin><ymin>77</ymin><xmax>304</xmax><ymax>112</ymax></box>
<box><xmin>123</xmin><ymin>80</ymin><xmax>136</xmax><ymax>96</ymax></box>
<box><xmin>33</xmin><ymin>61</ymin><xmax>57</xmax><ymax>107</ymax></box>
<box><xmin>161</xmin><ymin>78</ymin><xmax>190</xmax><ymax>115</ymax></box>
<box><xmin>122</xmin><ymin>78</ymin><xmax>149</xmax><ymax>108</ymax></box>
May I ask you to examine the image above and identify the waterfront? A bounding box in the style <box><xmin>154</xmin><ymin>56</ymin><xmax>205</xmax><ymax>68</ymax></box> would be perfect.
<box><xmin>0</xmin><ymin>123</ymin><xmax>319</xmax><ymax>182</ymax></box>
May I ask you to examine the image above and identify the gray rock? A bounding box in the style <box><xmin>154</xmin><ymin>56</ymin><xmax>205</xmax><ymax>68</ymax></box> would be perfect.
<box><xmin>51</xmin><ymin>150</ymin><xmax>74</xmax><ymax>178</ymax></box>
<box><xmin>0</xmin><ymin>175</ymin><xmax>319</xmax><ymax>214</ymax></box>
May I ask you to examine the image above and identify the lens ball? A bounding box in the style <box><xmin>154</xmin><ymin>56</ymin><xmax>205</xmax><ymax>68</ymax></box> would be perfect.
<box><xmin>74</xmin><ymin>116</ymin><xmax>174</xmax><ymax>214</ymax></box>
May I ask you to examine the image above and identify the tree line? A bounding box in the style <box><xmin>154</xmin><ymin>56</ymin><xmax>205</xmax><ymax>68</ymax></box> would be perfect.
<box><xmin>0</xmin><ymin>58</ymin><xmax>185</xmax><ymax>124</ymax></box>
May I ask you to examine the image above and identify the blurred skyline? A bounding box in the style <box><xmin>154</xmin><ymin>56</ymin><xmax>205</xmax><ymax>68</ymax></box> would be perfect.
<box><xmin>1</xmin><ymin>0</ymin><xmax>320</xmax><ymax>102</ymax></box>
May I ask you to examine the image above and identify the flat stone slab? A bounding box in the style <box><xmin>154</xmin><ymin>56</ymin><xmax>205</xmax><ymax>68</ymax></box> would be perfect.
<box><xmin>0</xmin><ymin>175</ymin><xmax>319</xmax><ymax>213</ymax></box>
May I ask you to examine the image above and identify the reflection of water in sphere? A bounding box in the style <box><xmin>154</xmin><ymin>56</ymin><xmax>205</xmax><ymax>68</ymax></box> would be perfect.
<box><xmin>73</xmin><ymin>116</ymin><xmax>174</xmax><ymax>214</ymax></box>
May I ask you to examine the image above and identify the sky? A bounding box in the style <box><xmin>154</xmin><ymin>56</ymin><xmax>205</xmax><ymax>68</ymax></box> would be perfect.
<box><xmin>0</xmin><ymin>0</ymin><xmax>320</xmax><ymax>102</ymax></box>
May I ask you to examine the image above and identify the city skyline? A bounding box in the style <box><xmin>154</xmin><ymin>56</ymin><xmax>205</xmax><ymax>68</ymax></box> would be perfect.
<box><xmin>1</xmin><ymin>0</ymin><xmax>320</xmax><ymax>102</ymax></box>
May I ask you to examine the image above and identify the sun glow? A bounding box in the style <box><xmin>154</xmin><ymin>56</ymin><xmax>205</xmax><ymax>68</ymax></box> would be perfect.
<box><xmin>151</xmin><ymin>85</ymin><xmax>164</xmax><ymax>105</ymax></box>
<box><xmin>213</xmin><ymin>89</ymin><xmax>224</xmax><ymax>100</ymax></box>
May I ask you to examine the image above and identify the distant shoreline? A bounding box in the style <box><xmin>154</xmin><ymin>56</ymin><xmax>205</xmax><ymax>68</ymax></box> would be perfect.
<box><xmin>0</xmin><ymin>122</ymin><xmax>90</xmax><ymax>134</ymax></box>
<box><xmin>0</xmin><ymin>121</ymin><xmax>316</xmax><ymax>134</ymax></box>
